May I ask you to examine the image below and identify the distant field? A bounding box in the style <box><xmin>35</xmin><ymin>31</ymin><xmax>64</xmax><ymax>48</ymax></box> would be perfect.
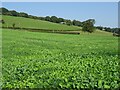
<box><xmin>1</xmin><ymin>15</ymin><xmax>81</xmax><ymax>31</ymax></box>
<box><xmin>2</xmin><ymin>29</ymin><xmax>119</xmax><ymax>88</ymax></box>
<box><xmin>80</xmin><ymin>29</ymin><xmax>113</xmax><ymax>36</ymax></box>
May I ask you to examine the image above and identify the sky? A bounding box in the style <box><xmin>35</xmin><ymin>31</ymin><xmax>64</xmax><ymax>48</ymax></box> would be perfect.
<box><xmin>2</xmin><ymin>2</ymin><xmax>118</xmax><ymax>28</ymax></box>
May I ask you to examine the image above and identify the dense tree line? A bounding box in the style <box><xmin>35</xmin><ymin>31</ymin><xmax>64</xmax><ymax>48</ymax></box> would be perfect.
<box><xmin>96</xmin><ymin>26</ymin><xmax>120</xmax><ymax>34</ymax></box>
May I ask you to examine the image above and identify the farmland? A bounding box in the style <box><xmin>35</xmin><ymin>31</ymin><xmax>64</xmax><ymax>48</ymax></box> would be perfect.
<box><xmin>2</xmin><ymin>29</ymin><xmax>119</xmax><ymax>89</ymax></box>
<box><xmin>1</xmin><ymin>15</ymin><xmax>81</xmax><ymax>31</ymax></box>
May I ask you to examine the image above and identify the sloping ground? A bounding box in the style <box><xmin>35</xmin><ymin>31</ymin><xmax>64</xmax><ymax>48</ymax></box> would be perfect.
<box><xmin>1</xmin><ymin>15</ymin><xmax>81</xmax><ymax>31</ymax></box>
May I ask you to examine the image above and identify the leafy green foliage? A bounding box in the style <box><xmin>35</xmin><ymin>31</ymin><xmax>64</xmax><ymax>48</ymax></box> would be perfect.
<box><xmin>0</xmin><ymin>19</ymin><xmax>5</xmax><ymax>24</ymax></box>
<box><xmin>72</xmin><ymin>20</ymin><xmax>81</xmax><ymax>27</ymax></box>
<box><xmin>19</xmin><ymin>12</ymin><xmax>28</xmax><ymax>18</ymax></box>
<box><xmin>12</xmin><ymin>23</ymin><xmax>15</xmax><ymax>29</ymax></box>
<box><xmin>2</xmin><ymin>29</ymin><xmax>119</xmax><ymax>89</ymax></box>
<box><xmin>82</xmin><ymin>19</ymin><xmax>95</xmax><ymax>33</ymax></box>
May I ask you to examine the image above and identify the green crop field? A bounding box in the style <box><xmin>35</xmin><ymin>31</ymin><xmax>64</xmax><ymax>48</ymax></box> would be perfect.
<box><xmin>1</xmin><ymin>15</ymin><xmax>81</xmax><ymax>31</ymax></box>
<box><xmin>2</xmin><ymin>29</ymin><xmax>119</xmax><ymax>89</ymax></box>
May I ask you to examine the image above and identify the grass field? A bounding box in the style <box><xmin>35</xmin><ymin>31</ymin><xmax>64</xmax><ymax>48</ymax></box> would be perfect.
<box><xmin>2</xmin><ymin>29</ymin><xmax>119</xmax><ymax>88</ymax></box>
<box><xmin>1</xmin><ymin>15</ymin><xmax>81</xmax><ymax>31</ymax></box>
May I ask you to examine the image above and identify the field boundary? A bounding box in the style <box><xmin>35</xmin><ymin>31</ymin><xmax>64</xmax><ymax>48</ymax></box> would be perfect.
<box><xmin>1</xmin><ymin>26</ymin><xmax>81</xmax><ymax>35</ymax></box>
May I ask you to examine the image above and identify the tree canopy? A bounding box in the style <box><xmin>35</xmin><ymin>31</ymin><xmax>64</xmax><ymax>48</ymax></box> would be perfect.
<box><xmin>82</xmin><ymin>19</ymin><xmax>96</xmax><ymax>33</ymax></box>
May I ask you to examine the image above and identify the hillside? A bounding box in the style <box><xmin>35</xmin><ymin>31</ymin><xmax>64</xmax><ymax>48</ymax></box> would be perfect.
<box><xmin>1</xmin><ymin>15</ymin><xmax>81</xmax><ymax>31</ymax></box>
